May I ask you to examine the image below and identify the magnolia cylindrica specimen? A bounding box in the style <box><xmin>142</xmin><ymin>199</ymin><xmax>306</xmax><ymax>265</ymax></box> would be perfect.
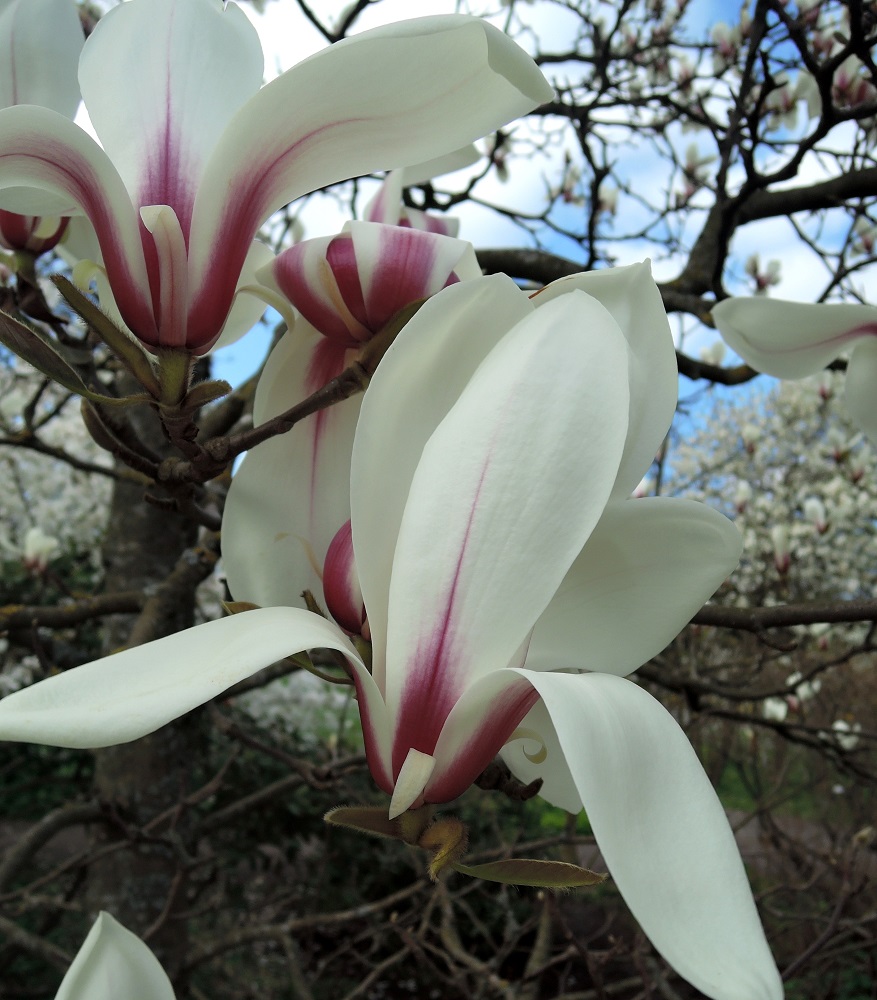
<box><xmin>0</xmin><ymin>266</ymin><xmax>781</xmax><ymax>1000</ymax></box>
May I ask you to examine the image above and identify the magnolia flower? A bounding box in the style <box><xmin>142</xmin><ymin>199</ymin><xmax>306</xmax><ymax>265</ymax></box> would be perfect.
<box><xmin>770</xmin><ymin>523</ymin><xmax>791</xmax><ymax>574</ymax></box>
<box><xmin>851</xmin><ymin>216</ymin><xmax>877</xmax><ymax>257</ymax></box>
<box><xmin>713</xmin><ymin>297</ymin><xmax>877</xmax><ymax>446</ymax></box>
<box><xmin>0</xmin><ymin>265</ymin><xmax>781</xmax><ymax>1000</ymax></box>
<box><xmin>22</xmin><ymin>526</ymin><xmax>60</xmax><ymax>573</ymax></box>
<box><xmin>762</xmin><ymin>697</ymin><xmax>789</xmax><ymax>722</ymax></box>
<box><xmin>734</xmin><ymin>479</ymin><xmax>753</xmax><ymax>513</ymax></box>
<box><xmin>0</xmin><ymin>0</ymin><xmax>83</xmax><ymax>255</ymax></box>
<box><xmin>0</xmin><ymin>0</ymin><xmax>549</xmax><ymax>353</ymax></box>
<box><xmin>744</xmin><ymin>254</ymin><xmax>781</xmax><ymax>295</ymax></box>
<box><xmin>803</xmin><ymin>496</ymin><xmax>828</xmax><ymax>533</ymax></box>
<box><xmin>831</xmin><ymin>719</ymin><xmax>862</xmax><ymax>751</ymax></box>
<box><xmin>597</xmin><ymin>182</ymin><xmax>618</xmax><ymax>215</ymax></box>
<box><xmin>786</xmin><ymin>670</ymin><xmax>821</xmax><ymax>705</ymax></box>
<box><xmin>699</xmin><ymin>339</ymin><xmax>726</xmax><ymax>367</ymax></box>
<box><xmin>55</xmin><ymin>912</ymin><xmax>174</xmax><ymax>1000</ymax></box>
<box><xmin>711</xmin><ymin>22</ymin><xmax>740</xmax><ymax>73</ymax></box>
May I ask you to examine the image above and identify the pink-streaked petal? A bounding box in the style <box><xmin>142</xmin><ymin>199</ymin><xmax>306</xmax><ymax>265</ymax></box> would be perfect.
<box><xmin>384</xmin><ymin>292</ymin><xmax>630</xmax><ymax>762</ymax></box>
<box><xmin>350</xmin><ymin>222</ymin><xmax>478</xmax><ymax>326</ymax></box>
<box><xmin>186</xmin><ymin>15</ymin><xmax>551</xmax><ymax>346</ymax></box>
<box><xmin>139</xmin><ymin>205</ymin><xmax>188</xmax><ymax>349</ymax></box>
<box><xmin>0</xmin><ymin>608</ymin><xmax>360</xmax><ymax>749</ymax></box>
<box><xmin>344</xmin><ymin>654</ymin><xmax>393</xmax><ymax>795</ymax></box>
<box><xmin>713</xmin><ymin>296</ymin><xmax>877</xmax><ymax>377</ymax></box>
<box><xmin>56</xmin><ymin>912</ymin><xmax>175</xmax><ymax>1000</ymax></box>
<box><xmin>425</xmin><ymin>668</ymin><xmax>538</xmax><ymax>803</ymax></box>
<box><xmin>266</xmin><ymin>234</ymin><xmax>370</xmax><ymax>345</ymax></box>
<box><xmin>351</xmin><ymin>276</ymin><xmax>534</xmax><ymax>692</ymax></box>
<box><xmin>844</xmin><ymin>339</ymin><xmax>877</xmax><ymax>446</ymax></box>
<box><xmin>79</xmin><ymin>0</ymin><xmax>262</xmax><ymax>233</ymax></box>
<box><xmin>222</xmin><ymin>324</ymin><xmax>358</xmax><ymax>611</ymax></box>
<box><xmin>0</xmin><ymin>0</ymin><xmax>83</xmax><ymax>117</ymax></box>
<box><xmin>0</xmin><ymin>209</ymin><xmax>67</xmax><ymax>253</ymax></box>
<box><xmin>532</xmin><ymin>262</ymin><xmax>677</xmax><ymax>498</ymax></box>
<box><xmin>506</xmin><ymin>671</ymin><xmax>783</xmax><ymax>1000</ymax></box>
<box><xmin>0</xmin><ymin>105</ymin><xmax>155</xmax><ymax>341</ymax></box>
<box><xmin>526</xmin><ymin>498</ymin><xmax>742</xmax><ymax>676</ymax></box>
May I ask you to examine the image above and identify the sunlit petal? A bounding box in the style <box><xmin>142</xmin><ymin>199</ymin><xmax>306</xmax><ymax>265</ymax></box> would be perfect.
<box><xmin>713</xmin><ymin>296</ymin><xmax>877</xmax><ymax>377</ymax></box>
<box><xmin>527</xmin><ymin>498</ymin><xmax>742</xmax><ymax>675</ymax></box>
<box><xmin>0</xmin><ymin>608</ymin><xmax>359</xmax><ymax>748</ymax></box>
<box><xmin>533</xmin><ymin>262</ymin><xmax>677</xmax><ymax>498</ymax></box>
<box><xmin>55</xmin><ymin>912</ymin><xmax>175</xmax><ymax>1000</ymax></box>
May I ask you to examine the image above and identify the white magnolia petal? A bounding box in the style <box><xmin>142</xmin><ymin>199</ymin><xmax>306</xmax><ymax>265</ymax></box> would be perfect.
<box><xmin>0</xmin><ymin>105</ymin><xmax>155</xmax><ymax>338</ymax></box>
<box><xmin>80</xmin><ymin>0</ymin><xmax>262</xmax><ymax>222</ymax></box>
<box><xmin>713</xmin><ymin>296</ymin><xmax>877</xmax><ymax>377</ymax></box>
<box><xmin>533</xmin><ymin>263</ymin><xmax>677</xmax><ymax>497</ymax></box>
<box><xmin>0</xmin><ymin>0</ymin><xmax>83</xmax><ymax>116</ymax></box>
<box><xmin>516</xmin><ymin>671</ymin><xmax>783</xmax><ymax>1000</ymax></box>
<box><xmin>55</xmin><ymin>912</ymin><xmax>175</xmax><ymax>1000</ymax></box>
<box><xmin>351</xmin><ymin>275</ymin><xmax>533</xmax><ymax>691</ymax></box>
<box><xmin>845</xmin><ymin>339</ymin><xmax>877</xmax><ymax>445</ymax></box>
<box><xmin>527</xmin><ymin>498</ymin><xmax>742</xmax><ymax>676</ymax></box>
<box><xmin>385</xmin><ymin>293</ymin><xmax>629</xmax><ymax>724</ymax></box>
<box><xmin>0</xmin><ymin>608</ymin><xmax>359</xmax><ymax>748</ymax></box>
<box><xmin>398</xmin><ymin>145</ymin><xmax>480</xmax><ymax>186</ymax></box>
<box><xmin>210</xmin><ymin>239</ymin><xmax>273</xmax><ymax>352</ymax></box>
<box><xmin>222</xmin><ymin>326</ymin><xmax>359</xmax><ymax>611</ymax></box>
<box><xmin>188</xmin><ymin>15</ymin><xmax>551</xmax><ymax>328</ymax></box>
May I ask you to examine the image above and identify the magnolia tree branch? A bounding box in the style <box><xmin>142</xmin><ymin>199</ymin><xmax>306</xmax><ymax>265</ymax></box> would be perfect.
<box><xmin>691</xmin><ymin>598</ymin><xmax>877</xmax><ymax>633</ymax></box>
<box><xmin>0</xmin><ymin>592</ymin><xmax>145</xmax><ymax>631</ymax></box>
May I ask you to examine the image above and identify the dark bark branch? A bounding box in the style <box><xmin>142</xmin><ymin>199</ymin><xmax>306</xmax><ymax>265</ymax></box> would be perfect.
<box><xmin>0</xmin><ymin>592</ymin><xmax>144</xmax><ymax>631</ymax></box>
<box><xmin>692</xmin><ymin>598</ymin><xmax>877</xmax><ymax>632</ymax></box>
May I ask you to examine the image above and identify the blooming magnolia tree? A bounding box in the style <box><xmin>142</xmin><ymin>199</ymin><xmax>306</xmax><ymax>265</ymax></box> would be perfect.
<box><xmin>0</xmin><ymin>0</ymin><xmax>874</xmax><ymax>998</ymax></box>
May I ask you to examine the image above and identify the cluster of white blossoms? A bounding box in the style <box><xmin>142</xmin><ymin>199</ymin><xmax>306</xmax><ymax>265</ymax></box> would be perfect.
<box><xmin>0</xmin><ymin>361</ymin><xmax>112</xmax><ymax>563</ymax></box>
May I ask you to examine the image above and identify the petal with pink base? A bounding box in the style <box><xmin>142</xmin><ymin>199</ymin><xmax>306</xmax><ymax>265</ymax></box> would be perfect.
<box><xmin>383</xmin><ymin>292</ymin><xmax>630</xmax><ymax>744</ymax></box>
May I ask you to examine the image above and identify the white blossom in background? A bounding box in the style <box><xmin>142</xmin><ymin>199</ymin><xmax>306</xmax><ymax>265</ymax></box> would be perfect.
<box><xmin>0</xmin><ymin>362</ymin><xmax>112</xmax><ymax>558</ymax></box>
<box><xmin>831</xmin><ymin>719</ymin><xmax>862</xmax><ymax>751</ymax></box>
<box><xmin>669</xmin><ymin>373</ymin><xmax>877</xmax><ymax>648</ymax></box>
<box><xmin>744</xmin><ymin>254</ymin><xmax>781</xmax><ymax>295</ymax></box>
